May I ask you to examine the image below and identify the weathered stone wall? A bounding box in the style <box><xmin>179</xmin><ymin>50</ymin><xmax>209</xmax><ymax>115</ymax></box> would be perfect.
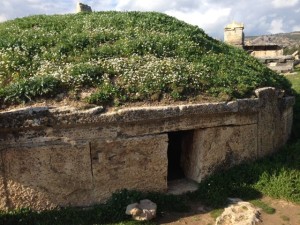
<box><xmin>0</xmin><ymin>88</ymin><xmax>294</xmax><ymax>211</ymax></box>
<box><xmin>267</xmin><ymin>60</ymin><xmax>295</xmax><ymax>73</ymax></box>
<box><xmin>251</xmin><ymin>49</ymin><xmax>283</xmax><ymax>57</ymax></box>
<box><xmin>224</xmin><ymin>22</ymin><xmax>244</xmax><ymax>48</ymax></box>
<box><xmin>76</xmin><ymin>3</ymin><xmax>92</xmax><ymax>13</ymax></box>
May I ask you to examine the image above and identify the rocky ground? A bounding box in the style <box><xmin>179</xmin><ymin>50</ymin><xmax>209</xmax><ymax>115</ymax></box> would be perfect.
<box><xmin>245</xmin><ymin>31</ymin><xmax>300</xmax><ymax>48</ymax></box>
<box><xmin>156</xmin><ymin>197</ymin><xmax>300</xmax><ymax>225</ymax></box>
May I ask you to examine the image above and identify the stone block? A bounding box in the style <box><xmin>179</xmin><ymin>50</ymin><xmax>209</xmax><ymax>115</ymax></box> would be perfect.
<box><xmin>90</xmin><ymin>134</ymin><xmax>168</xmax><ymax>202</ymax></box>
<box><xmin>182</xmin><ymin>124</ymin><xmax>258</xmax><ymax>182</ymax></box>
<box><xmin>0</xmin><ymin>141</ymin><xmax>93</xmax><ymax>210</ymax></box>
<box><xmin>255</xmin><ymin>87</ymin><xmax>294</xmax><ymax>157</ymax></box>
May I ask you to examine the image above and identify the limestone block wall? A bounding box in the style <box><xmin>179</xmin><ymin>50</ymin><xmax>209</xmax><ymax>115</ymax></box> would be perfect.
<box><xmin>267</xmin><ymin>60</ymin><xmax>295</xmax><ymax>73</ymax></box>
<box><xmin>251</xmin><ymin>49</ymin><xmax>283</xmax><ymax>57</ymax></box>
<box><xmin>224</xmin><ymin>22</ymin><xmax>244</xmax><ymax>48</ymax></box>
<box><xmin>182</xmin><ymin>124</ymin><xmax>258</xmax><ymax>182</ymax></box>
<box><xmin>0</xmin><ymin>87</ymin><xmax>294</xmax><ymax>211</ymax></box>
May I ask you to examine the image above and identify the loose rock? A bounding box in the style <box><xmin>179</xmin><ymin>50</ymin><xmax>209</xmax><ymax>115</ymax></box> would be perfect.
<box><xmin>126</xmin><ymin>199</ymin><xmax>157</xmax><ymax>221</ymax></box>
<box><xmin>215</xmin><ymin>198</ymin><xmax>261</xmax><ymax>225</ymax></box>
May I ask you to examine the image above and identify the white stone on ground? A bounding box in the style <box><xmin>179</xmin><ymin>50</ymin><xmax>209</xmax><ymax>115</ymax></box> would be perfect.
<box><xmin>215</xmin><ymin>198</ymin><xmax>261</xmax><ymax>225</ymax></box>
<box><xmin>126</xmin><ymin>199</ymin><xmax>157</xmax><ymax>221</ymax></box>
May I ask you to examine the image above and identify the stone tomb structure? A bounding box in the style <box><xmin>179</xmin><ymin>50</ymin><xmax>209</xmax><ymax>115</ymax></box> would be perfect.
<box><xmin>0</xmin><ymin>88</ymin><xmax>294</xmax><ymax>211</ymax></box>
<box><xmin>76</xmin><ymin>2</ymin><xmax>92</xmax><ymax>13</ymax></box>
<box><xmin>224</xmin><ymin>22</ymin><xmax>297</xmax><ymax>73</ymax></box>
<box><xmin>224</xmin><ymin>22</ymin><xmax>245</xmax><ymax>48</ymax></box>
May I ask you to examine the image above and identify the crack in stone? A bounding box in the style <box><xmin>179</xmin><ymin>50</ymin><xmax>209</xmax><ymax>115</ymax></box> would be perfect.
<box><xmin>1</xmin><ymin>150</ymin><xmax>11</xmax><ymax>209</ymax></box>
<box><xmin>89</xmin><ymin>142</ymin><xmax>94</xmax><ymax>186</ymax></box>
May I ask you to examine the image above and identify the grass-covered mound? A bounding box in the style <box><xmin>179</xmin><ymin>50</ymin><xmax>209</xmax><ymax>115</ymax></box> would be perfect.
<box><xmin>0</xmin><ymin>11</ymin><xmax>291</xmax><ymax>107</ymax></box>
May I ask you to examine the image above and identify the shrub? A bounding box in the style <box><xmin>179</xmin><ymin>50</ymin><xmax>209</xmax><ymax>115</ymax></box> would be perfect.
<box><xmin>0</xmin><ymin>75</ymin><xmax>64</xmax><ymax>104</ymax></box>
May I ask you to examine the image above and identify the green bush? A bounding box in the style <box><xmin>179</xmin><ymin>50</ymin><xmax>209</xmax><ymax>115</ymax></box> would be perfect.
<box><xmin>0</xmin><ymin>75</ymin><xmax>64</xmax><ymax>104</ymax></box>
<box><xmin>0</xmin><ymin>12</ymin><xmax>292</xmax><ymax>106</ymax></box>
<box><xmin>286</xmin><ymin>72</ymin><xmax>300</xmax><ymax>140</ymax></box>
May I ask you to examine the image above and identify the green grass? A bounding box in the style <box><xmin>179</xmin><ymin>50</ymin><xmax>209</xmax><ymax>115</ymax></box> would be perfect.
<box><xmin>187</xmin><ymin>139</ymin><xmax>300</xmax><ymax>207</ymax></box>
<box><xmin>0</xmin><ymin>190</ymin><xmax>188</xmax><ymax>225</ymax></box>
<box><xmin>286</xmin><ymin>68</ymin><xmax>300</xmax><ymax>91</ymax></box>
<box><xmin>210</xmin><ymin>209</ymin><xmax>224</xmax><ymax>219</ymax></box>
<box><xmin>286</xmin><ymin>68</ymin><xmax>300</xmax><ymax>139</ymax></box>
<box><xmin>0</xmin><ymin>11</ymin><xmax>292</xmax><ymax>106</ymax></box>
<box><xmin>250</xmin><ymin>200</ymin><xmax>276</xmax><ymax>214</ymax></box>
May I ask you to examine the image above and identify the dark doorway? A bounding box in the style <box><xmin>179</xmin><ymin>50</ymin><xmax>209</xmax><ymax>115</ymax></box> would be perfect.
<box><xmin>167</xmin><ymin>130</ymin><xmax>193</xmax><ymax>181</ymax></box>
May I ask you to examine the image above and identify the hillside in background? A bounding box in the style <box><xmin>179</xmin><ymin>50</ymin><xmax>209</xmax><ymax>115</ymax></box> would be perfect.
<box><xmin>246</xmin><ymin>31</ymin><xmax>300</xmax><ymax>54</ymax></box>
<box><xmin>0</xmin><ymin>12</ymin><xmax>291</xmax><ymax>108</ymax></box>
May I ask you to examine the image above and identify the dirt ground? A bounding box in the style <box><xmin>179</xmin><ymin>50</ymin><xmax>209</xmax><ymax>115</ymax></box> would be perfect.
<box><xmin>156</xmin><ymin>197</ymin><xmax>300</xmax><ymax>225</ymax></box>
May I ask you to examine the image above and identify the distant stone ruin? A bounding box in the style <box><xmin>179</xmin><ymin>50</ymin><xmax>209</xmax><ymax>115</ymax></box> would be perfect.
<box><xmin>293</xmin><ymin>50</ymin><xmax>299</xmax><ymax>60</ymax></box>
<box><xmin>224</xmin><ymin>22</ymin><xmax>298</xmax><ymax>73</ymax></box>
<box><xmin>224</xmin><ymin>22</ymin><xmax>245</xmax><ymax>48</ymax></box>
<box><xmin>76</xmin><ymin>2</ymin><xmax>92</xmax><ymax>13</ymax></box>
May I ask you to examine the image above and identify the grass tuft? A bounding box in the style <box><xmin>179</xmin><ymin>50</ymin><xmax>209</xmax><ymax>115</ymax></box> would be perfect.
<box><xmin>250</xmin><ymin>200</ymin><xmax>276</xmax><ymax>214</ymax></box>
<box><xmin>210</xmin><ymin>209</ymin><xmax>224</xmax><ymax>219</ymax></box>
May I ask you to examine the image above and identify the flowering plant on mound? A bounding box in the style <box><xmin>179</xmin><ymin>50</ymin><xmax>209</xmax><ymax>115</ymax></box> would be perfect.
<box><xmin>0</xmin><ymin>12</ymin><xmax>291</xmax><ymax>105</ymax></box>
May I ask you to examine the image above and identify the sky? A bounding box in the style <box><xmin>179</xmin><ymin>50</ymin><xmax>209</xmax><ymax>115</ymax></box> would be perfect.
<box><xmin>0</xmin><ymin>0</ymin><xmax>300</xmax><ymax>39</ymax></box>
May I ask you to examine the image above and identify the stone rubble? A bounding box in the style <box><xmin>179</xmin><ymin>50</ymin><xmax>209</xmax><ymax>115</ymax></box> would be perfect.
<box><xmin>76</xmin><ymin>3</ymin><xmax>92</xmax><ymax>13</ymax></box>
<box><xmin>215</xmin><ymin>198</ymin><xmax>261</xmax><ymax>225</ymax></box>
<box><xmin>126</xmin><ymin>199</ymin><xmax>157</xmax><ymax>221</ymax></box>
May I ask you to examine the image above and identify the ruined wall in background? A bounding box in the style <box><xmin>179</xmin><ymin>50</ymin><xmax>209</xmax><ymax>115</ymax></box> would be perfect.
<box><xmin>250</xmin><ymin>49</ymin><xmax>284</xmax><ymax>57</ymax></box>
<box><xmin>76</xmin><ymin>3</ymin><xmax>92</xmax><ymax>13</ymax></box>
<box><xmin>224</xmin><ymin>22</ymin><xmax>245</xmax><ymax>48</ymax></box>
<box><xmin>0</xmin><ymin>87</ymin><xmax>294</xmax><ymax>211</ymax></box>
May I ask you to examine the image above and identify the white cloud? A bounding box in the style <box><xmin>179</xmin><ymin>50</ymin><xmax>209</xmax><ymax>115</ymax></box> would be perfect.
<box><xmin>268</xmin><ymin>19</ymin><xmax>285</xmax><ymax>33</ymax></box>
<box><xmin>293</xmin><ymin>25</ymin><xmax>300</xmax><ymax>31</ymax></box>
<box><xmin>0</xmin><ymin>0</ymin><xmax>77</xmax><ymax>22</ymax></box>
<box><xmin>27</xmin><ymin>0</ymin><xmax>43</xmax><ymax>3</ymax></box>
<box><xmin>272</xmin><ymin>0</ymin><xmax>299</xmax><ymax>8</ymax></box>
<box><xmin>115</xmin><ymin>0</ymin><xmax>201</xmax><ymax>12</ymax></box>
<box><xmin>0</xmin><ymin>15</ymin><xmax>7</xmax><ymax>22</ymax></box>
<box><xmin>166</xmin><ymin>8</ymin><xmax>231</xmax><ymax>27</ymax></box>
<box><xmin>0</xmin><ymin>0</ymin><xmax>299</xmax><ymax>37</ymax></box>
<box><xmin>166</xmin><ymin>7</ymin><xmax>231</xmax><ymax>35</ymax></box>
<box><xmin>90</xmin><ymin>0</ymin><xmax>118</xmax><ymax>11</ymax></box>
<box><xmin>116</xmin><ymin>0</ymin><xmax>170</xmax><ymax>11</ymax></box>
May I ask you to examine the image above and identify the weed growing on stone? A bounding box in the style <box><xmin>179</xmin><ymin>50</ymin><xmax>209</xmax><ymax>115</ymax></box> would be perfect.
<box><xmin>210</xmin><ymin>208</ymin><xmax>224</xmax><ymax>219</ymax></box>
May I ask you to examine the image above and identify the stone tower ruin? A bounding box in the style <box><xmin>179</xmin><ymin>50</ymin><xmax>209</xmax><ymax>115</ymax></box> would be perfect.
<box><xmin>224</xmin><ymin>22</ymin><xmax>244</xmax><ymax>48</ymax></box>
<box><xmin>76</xmin><ymin>2</ymin><xmax>92</xmax><ymax>13</ymax></box>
